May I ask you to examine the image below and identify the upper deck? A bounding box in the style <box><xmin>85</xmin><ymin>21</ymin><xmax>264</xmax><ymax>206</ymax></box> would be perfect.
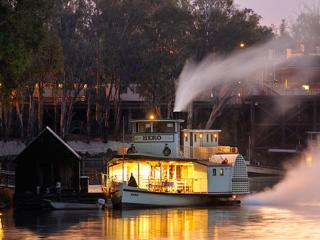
<box><xmin>126</xmin><ymin>119</ymin><xmax>237</xmax><ymax>160</ymax></box>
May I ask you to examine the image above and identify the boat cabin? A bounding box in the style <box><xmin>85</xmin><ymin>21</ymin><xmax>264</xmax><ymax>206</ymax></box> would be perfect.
<box><xmin>106</xmin><ymin>153</ymin><xmax>248</xmax><ymax>195</ymax></box>
<box><xmin>130</xmin><ymin>119</ymin><xmax>184</xmax><ymax>157</ymax></box>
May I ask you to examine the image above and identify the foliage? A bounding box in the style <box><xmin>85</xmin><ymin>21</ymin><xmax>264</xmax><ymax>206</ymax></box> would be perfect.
<box><xmin>292</xmin><ymin>5</ymin><xmax>320</xmax><ymax>54</ymax></box>
<box><xmin>0</xmin><ymin>0</ymin><xmax>55</xmax><ymax>99</ymax></box>
<box><xmin>0</xmin><ymin>0</ymin><xmax>273</xmax><ymax>139</ymax></box>
<box><xmin>192</xmin><ymin>0</ymin><xmax>273</xmax><ymax>59</ymax></box>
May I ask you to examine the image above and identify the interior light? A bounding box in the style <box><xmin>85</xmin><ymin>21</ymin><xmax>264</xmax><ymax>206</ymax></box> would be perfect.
<box><xmin>302</xmin><ymin>85</ymin><xmax>310</xmax><ymax>91</ymax></box>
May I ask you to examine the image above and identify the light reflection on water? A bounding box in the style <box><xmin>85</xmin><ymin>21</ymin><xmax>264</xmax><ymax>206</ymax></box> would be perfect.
<box><xmin>1</xmin><ymin>206</ymin><xmax>320</xmax><ymax>239</ymax></box>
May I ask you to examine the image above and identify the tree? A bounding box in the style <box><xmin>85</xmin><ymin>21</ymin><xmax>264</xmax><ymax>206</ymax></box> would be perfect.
<box><xmin>190</xmin><ymin>0</ymin><xmax>273</xmax><ymax>129</ymax></box>
<box><xmin>56</xmin><ymin>0</ymin><xmax>96</xmax><ymax>139</ymax></box>
<box><xmin>292</xmin><ymin>5</ymin><xmax>320</xmax><ymax>54</ymax></box>
<box><xmin>96</xmin><ymin>0</ymin><xmax>151</xmax><ymax>135</ymax></box>
<box><xmin>0</xmin><ymin>0</ymin><xmax>56</xmax><ymax>140</ymax></box>
<box><xmin>133</xmin><ymin>0</ymin><xmax>194</xmax><ymax>118</ymax></box>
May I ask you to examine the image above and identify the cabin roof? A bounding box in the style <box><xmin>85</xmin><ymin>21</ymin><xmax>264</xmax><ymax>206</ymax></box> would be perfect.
<box><xmin>196</xmin><ymin>160</ymin><xmax>232</xmax><ymax>167</ymax></box>
<box><xmin>110</xmin><ymin>153</ymin><xmax>197</xmax><ymax>162</ymax></box>
<box><xmin>182</xmin><ymin>129</ymin><xmax>222</xmax><ymax>133</ymax></box>
<box><xmin>130</xmin><ymin>119</ymin><xmax>184</xmax><ymax>123</ymax></box>
<box><xmin>109</xmin><ymin>154</ymin><xmax>234</xmax><ymax>167</ymax></box>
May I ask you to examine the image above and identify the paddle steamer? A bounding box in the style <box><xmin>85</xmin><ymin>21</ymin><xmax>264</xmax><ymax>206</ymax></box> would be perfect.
<box><xmin>104</xmin><ymin>118</ymin><xmax>249</xmax><ymax>208</ymax></box>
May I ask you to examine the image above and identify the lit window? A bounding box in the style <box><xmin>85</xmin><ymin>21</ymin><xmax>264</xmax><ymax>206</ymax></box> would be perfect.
<box><xmin>302</xmin><ymin>85</ymin><xmax>310</xmax><ymax>91</ymax></box>
<box><xmin>212</xmin><ymin>168</ymin><xmax>216</xmax><ymax>176</ymax></box>
<box><xmin>219</xmin><ymin>168</ymin><xmax>224</xmax><ymax>176</ymax></box>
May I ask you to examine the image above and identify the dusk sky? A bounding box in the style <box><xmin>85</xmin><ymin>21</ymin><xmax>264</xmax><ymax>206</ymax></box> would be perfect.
<box><xmin>234</xmin><ymin>0</ymin><xmax>317</xmax><ymax>27</ymax></box>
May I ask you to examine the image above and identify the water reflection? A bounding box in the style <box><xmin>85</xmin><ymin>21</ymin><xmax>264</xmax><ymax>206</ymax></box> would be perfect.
<box><xmin>0</xmin><ymin>213</ymin><xmax>3</xmax><ymax>240</ymax></box>
<box><xmin>1</xmin><ymin>206</ymin><xmax>320</xmax><ymax>239</ymax></box>
<box><xmin>106</xmin><ymin>207</ymin><xmax>246</xmax><ymax>240</ymax></box>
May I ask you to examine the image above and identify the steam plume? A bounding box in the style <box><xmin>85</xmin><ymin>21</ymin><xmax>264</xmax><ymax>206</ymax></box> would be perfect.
<box><xmin>174</xmin><ymin>39</ymin><xmax>287</xmax><ymax>112</ymax></box>
<box><xmin>244</xmin><ymin>147</ymin><xmax>320</xmax><ymax>206</ymax></box>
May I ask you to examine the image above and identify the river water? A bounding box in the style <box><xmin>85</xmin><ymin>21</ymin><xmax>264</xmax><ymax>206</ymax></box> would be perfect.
<box><xmin>1</xmin><ymin>205</ymin><xmax>320</xmax><ymax>240</ymax></box>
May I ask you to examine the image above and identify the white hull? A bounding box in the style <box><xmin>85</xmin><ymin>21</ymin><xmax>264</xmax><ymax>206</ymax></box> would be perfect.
<box><xmin>111</xmin><ymin>184</ymin><xmax>239</xmax><ymax>209</ymax></box>
<box><xmin>45</xmin><ymin>200</ymin><xmax>103</xmax><ymax>210</ymax></box>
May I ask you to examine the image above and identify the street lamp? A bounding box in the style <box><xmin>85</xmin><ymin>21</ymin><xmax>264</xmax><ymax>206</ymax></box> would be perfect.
<box><xmin>240</xmin><ymin>42</ymin><xmax>245</xmax><ymax>48</ymax></box>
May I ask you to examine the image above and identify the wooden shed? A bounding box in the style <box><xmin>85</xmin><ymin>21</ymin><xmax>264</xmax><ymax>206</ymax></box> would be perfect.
<box><xmin>15</xmin><ymin>127</ymin><xmax>81</xmax><ymax>194</ymax></box>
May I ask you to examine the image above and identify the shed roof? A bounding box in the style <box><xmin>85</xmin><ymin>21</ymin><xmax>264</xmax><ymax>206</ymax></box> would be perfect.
<box><xmin>16</xmin><ymin>126</ymin><xmax>81</xmax><ymax>162</ymax></box>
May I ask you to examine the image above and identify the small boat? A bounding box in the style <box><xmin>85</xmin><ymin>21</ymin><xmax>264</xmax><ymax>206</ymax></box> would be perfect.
<box><xmin>103</xmin><ymin>118</ymin><xmax>249</xmax><ymax>209</ymax></box>
<box><xmin>44</xmin><ymin>199</ymin><xmax>105</xmax><ymax>210</ymax></box>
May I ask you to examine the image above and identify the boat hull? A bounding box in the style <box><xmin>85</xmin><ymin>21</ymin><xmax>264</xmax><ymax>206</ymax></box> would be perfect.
<box><xmin>111</xmin><ymin>184</ymin><xmax>239</xmax><ymax>209</ymax></box>
<box><xmin>46</xmin><ymin>200</ymin><xmax>103</xmax><ymax>210</ymax></box>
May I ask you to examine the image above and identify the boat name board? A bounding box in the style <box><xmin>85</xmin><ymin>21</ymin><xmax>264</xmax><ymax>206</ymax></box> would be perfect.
<box><xmin>134</xmin><ymin>134</ymin><xmax>174</xmax><ymax>142</ymax></box>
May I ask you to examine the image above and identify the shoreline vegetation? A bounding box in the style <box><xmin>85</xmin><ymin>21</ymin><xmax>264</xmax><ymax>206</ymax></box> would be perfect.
<box><xmin>0</xmin><ymin>0</ymin><xmax>273</xmax><ymax>143</ymax></box>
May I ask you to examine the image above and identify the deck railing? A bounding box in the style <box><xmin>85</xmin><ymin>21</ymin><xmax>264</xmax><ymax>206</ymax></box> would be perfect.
<box><xmin>105</xmin><ymin>175</ymin><xmax>207</xmax><ymax>194</ymax></box>
<box><xmin>180</xmin><ymin>146</ymin><xmax>238</xmax><ymax>159</ymax></box>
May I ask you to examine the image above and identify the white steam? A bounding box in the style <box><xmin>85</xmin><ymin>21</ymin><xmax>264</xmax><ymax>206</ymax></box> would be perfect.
<box><xmin>244</xmin><ymin>147</ymin><xmax>320</xmax><ymax>206</ymax></box>
<box><xmin>174</xmin><ymin>39</ymin><xmax>287</xmax><ymax>112</ymax></box>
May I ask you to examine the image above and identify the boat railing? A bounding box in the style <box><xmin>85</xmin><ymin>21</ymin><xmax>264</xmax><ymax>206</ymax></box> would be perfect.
<box><xmin>180</xmin><ymin>146</ymin><xmax>238</xmax><ymax>159</ymax></box>
<box><xmin>143</xmin><ymin>177</ymin><xmax>207</xmax><ymax>193</ymax></box>
<box><xmin>105</xmin><ymin>174</ymin><xmax>208</xmax><ymax>194</ymax></box>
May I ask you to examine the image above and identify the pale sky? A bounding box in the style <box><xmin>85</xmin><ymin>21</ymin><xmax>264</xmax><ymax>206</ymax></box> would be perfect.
<box><xmin>234</xmin><ymin>0</ymin><xmax>317</xmax><ymax>27</ymax></box>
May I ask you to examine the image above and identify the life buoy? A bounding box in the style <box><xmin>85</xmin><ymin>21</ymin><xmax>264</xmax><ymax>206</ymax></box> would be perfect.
<box><xmin>163</xmin><ymin>145</ymin><xmax>171</xmax><ymax>156</ymax></box>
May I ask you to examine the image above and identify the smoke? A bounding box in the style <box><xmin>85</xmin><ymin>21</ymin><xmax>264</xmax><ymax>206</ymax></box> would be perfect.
<box><xmin>174</xmin><ymin>39</ymin><xmax>289</xmax><ymax>112</ymax></box>
<box><xmin>244</xmin><ymin>147</ymin><xmax>320</xmax><ymax>206</ymax></box>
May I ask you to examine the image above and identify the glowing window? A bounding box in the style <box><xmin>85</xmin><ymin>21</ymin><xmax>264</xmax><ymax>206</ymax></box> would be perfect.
<box><xmin>219</xmin><ymin>168</ymin><xmax>224</xmax><ymax>176</ymax></box>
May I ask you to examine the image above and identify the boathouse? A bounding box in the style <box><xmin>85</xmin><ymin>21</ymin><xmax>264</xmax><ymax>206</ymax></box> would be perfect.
<box><xmin>15</xmin><ymin>127</ymin><xmax>81</xmax><ymax>194</ymax></box>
